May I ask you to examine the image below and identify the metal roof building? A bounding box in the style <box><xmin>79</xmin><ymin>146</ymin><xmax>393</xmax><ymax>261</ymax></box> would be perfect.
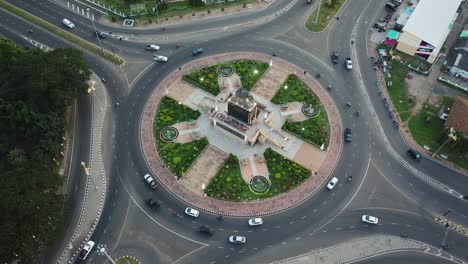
<box><xmin>396</xmin><ymin>0</ymin><xmax>462</xmax><ymax>63</ymax></box>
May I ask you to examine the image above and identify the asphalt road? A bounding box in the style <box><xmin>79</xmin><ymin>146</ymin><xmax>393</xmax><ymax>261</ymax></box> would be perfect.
<box><xmin>1</xmin><ymin>0</ymin><xmax>468</xmax><ymax>263</ymax></box>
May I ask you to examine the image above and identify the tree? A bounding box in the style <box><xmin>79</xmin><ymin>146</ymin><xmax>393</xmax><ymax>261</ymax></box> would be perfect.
<box><xmin>189</xmin><ymin>0</ymin><xmax>206</xmax><ymax>7</ymax></box>
<box><xmin>0</xmin><ymin>38</ymin><xmax>89</xmax><ymax>262</ymax></box>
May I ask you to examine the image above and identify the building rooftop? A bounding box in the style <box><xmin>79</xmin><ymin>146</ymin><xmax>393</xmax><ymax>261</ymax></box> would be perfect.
<box><xmin>446</xmin><ymin>37</ymin><xmax>468</xmax><ymax>71</ymax></box>
<box><xmin>402</xmin><ymin>0</ymin><xmax>461</xmax><ymax>48</ymax></box>
<box><xmin>446</xmin><ymin>96</ymin><xmax>468</xmax><ymax>134</ymax></box>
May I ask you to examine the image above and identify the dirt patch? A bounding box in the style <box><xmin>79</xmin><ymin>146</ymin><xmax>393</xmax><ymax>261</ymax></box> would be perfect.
<box><xmin>252</xmin><ymin>65</ymin><xmax>289</xmax><ymax>100</ymax></box>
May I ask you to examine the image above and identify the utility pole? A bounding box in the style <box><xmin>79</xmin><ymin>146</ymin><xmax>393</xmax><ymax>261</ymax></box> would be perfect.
<box><xmin>81</xmin><ymin>161</ymin><xmax>98</xmax><ymax>190</ymax></box>
<box><xmin>86</xmin><ymin>8</ymin><xmax>104</xmax><ymax>52</ymax></box>
<box><xmin>154</xmin><ymin>0</ymin><xmax>160</xmax><ymax>24</ymax></box>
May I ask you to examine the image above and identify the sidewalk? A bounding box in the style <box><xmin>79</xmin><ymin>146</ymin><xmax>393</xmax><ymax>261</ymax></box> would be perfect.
<box><xmin>140</xmin><ymin>52</ymin><xmax>343</xmax><ymax>216</ymax></box>
<box><xmin>56</xmin><ymin>75</ymin><xmax>109</xmax><ymax>264</ymax></box>
<box><xmin>273</xmin><ymin>236</ymin><xmax>433</xmax><ymax>264</ymax></box>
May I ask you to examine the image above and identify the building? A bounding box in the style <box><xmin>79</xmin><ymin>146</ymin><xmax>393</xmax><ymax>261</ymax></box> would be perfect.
<box><xmin>446</xmin><ymin>96</ymin><xmax>468</xmax><ymax>135</ymax></box>
<box><xmin>396</xmin><ymin>0</ymin><xmax>462</xmax><ymax>63</ymax></box>
<box><xmin>446</xmin><ymin>37</ymin><xmax>468</xmax><ymax>80</ymax></box>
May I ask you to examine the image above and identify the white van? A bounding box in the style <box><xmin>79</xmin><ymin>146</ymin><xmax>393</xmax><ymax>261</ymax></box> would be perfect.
<box><xmin>62</xmin><ymin>18</ymin><xmax>75</xmax><ymax>29</ymax></box>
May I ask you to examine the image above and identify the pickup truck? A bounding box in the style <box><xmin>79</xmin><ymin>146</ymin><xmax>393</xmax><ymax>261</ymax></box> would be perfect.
<box><xmin>78</xmin><ymin>240</ymin><xmax>95</xmax><ymax>260</ymax></box>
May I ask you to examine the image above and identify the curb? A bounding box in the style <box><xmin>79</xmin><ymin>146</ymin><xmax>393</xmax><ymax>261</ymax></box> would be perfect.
<box><xmin>139</xmin><ymin>52</ymin><xmax>343</xmax><ymax>217</ymax></box>
<box><xmin>0</xmin><ymin>1</ymin><xmax>124</xmax><ymax>66</ymax></box>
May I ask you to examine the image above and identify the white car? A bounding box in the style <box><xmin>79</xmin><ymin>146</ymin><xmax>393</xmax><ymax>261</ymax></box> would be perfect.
<box><xmin>145</xmin><ymin>44</ymin><xmax>160</xmax><ymax>51</ymax></box>
<box><xmin>248</xmin><ymin>218</ymin><xmax>263</xmax><ymax>226</ymax></box>
<box><xmin>153</xmin><ymin>55</ymin><xmax>168</xmax><ymax>62</ymax></box>
<box><xmin>229</xmin><ymin>235</ymin><xmax>246</xmax><ymax>244</ymax></box>
<box><xmin>62</xmin><ymin>18</ymin><xmax>75</xmax><ymax>29</ymax></box>
<box><xmin>361</xmin><ymin>215</ymin><xmax>379</xmax><ymax>224</ymax></box>
<box><xmin>345</xmin><ymin>57</ymin><xmax>353</xmax><ymax>70</ymax></box>
<box><xmin>143</xmin><ymin>174</ymin><xmax>157</xmax><ymax>189</ymax></box>
<box><xmin>185</xmin><ymin>207</ymin><xmax>199</xmax><ymax>218</ymax></box>
<box><xmin>78</xmin><ymin>240</ymin><xmax>95</xmax><ymax>260</ymax></box>
<box><xmin>326</xmin><ymin>177</ymin><xmax>339</xmax><ymax>190</ymax></box>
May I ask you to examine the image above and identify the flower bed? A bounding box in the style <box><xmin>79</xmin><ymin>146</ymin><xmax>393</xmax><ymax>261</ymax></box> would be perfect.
<box><xmin>230</xmin><ymin>60</ymin><xmax>269</xmax><ymax>91</ymax></box>
<box><xmin>182</xmin><ymin>65</ymin><xmax>220</xmax><ymax>95</ymax></box>
<box><xmin>272</xmin><ymin>74</ymin><xmax>329</xmax><ymax>147</ymax></box>
<box><xmin>264</xmin><ymin>148</ymin><xmax>311</xmax><ymax>194</ymax></box>
<box><xmin>205</xmin><ymin>149</ymin><xmax>311</xmax><ymax>201</ymax></box>
<box><xmin>154</xmin><ymin>97</ymin><xmax>208</xmax><ymax>178</ymax></box>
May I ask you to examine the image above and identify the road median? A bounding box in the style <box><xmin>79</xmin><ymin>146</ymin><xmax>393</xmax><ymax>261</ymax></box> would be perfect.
<box><xmin>0</xmin><ymin>0</ymin><xmax>124</xmax><ymax>65</ymax></box>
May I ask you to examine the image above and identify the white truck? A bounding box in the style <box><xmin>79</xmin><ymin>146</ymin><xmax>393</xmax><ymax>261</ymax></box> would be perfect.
<box><xmin>78</xmin><ymin>240</ymin><xmax>95</xmax><ymax>260</ymax></box>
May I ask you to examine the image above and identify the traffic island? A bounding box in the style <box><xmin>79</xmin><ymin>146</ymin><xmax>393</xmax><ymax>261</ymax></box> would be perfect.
<box><xmin>116</xmin><ymin>256</ymin><xmax>140</xmax><ymax>264</ymax></box>
<box><xmin>140</xmin><ymin>52</ymin><xmax>343</xmax><ymax>216</ymax></box>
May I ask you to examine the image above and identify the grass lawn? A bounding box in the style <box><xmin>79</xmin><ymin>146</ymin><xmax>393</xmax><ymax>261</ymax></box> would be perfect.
<box><xmin>183</xmin><ymin>65</ymin><xmax>220</xmax><ymax>95</ymax></box>
<box><xmin>306</xmin><ymin>0</ymin><xmax>345</xmax><ymax>32</ymax></box>
<box><xmin>205</xmin><ymin>149</ymin><xmax>311</xmax><ymax>202</ymax></box>
<box><xmin>391</xmin><ymin>49</ymin><xmax>432</xmax><ymax>73</ymax></box>
<box><xmin>384</xmin><ymin>61</ymin><xmax>415</xmax><ymax>122</ymax></box>
<box><xmin>264</xmin><ymin>148</ymin><xmax>311</xmax><ymax>195</ymax></box>
<box><xmin>408</xmin><ymin>100</ymin><xmax>468</xmax><ymax>170</ymax></box>
<box><xmin>183</xmin><ymin>60</ymin><xmax>269</xmax><ymax>95</ymax></box>
<box><xmin>116</xmin><ymin>257</ymin><xmax>139</xmax><ymax>264</ymax></box>
<box><xmin>230</xmin><ymin>60</ymin><xmax>269</xmax><ymax>91</ymax></box>
<box><xmin>154</xmin><ymin>96</ymin><xmax>208</xmax><ymax>178</ymax></box>
<box><xmin>272</xmin><ymin>74</ymin><xmax>329</xmax><ymax>147</ymax></box>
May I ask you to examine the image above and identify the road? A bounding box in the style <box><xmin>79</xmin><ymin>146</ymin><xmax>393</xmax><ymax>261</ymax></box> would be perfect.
<box><xmin>1</xmin><ymin>0</ymin><xmax>467</xmax><ymax>263</ymax></box>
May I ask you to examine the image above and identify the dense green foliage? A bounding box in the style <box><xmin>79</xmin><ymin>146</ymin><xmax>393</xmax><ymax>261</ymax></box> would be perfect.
<box><xmin>272</xmin><ymin>74</ymin><xmax>329</xmax><ymax>147</ymax></box>
<box><xmin>0</xmin><ymin>38</ymin><xmax>91</xmax><ymax>262</ymax></box>
<box><xmin>205</xmin><ymin>149</ymin><xmax>311</xmax><ymax>201</ymax></box>
<box><xmin>154</xmin><ymin>96</ymin><xmax>208</xmax><ymax>177</ymax></box>
<box><xmin>182</xmin><ymin>65</ymin><xmax>220</xmax><ymax>95</ymax></box>
<box><xmin>230</xmin><ymin>60</ymin><xmax>269</xmax><ymax>91</ymax></box>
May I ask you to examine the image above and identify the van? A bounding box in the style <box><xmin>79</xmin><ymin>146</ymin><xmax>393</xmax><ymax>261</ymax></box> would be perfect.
<box><xmin>385</xmin><ymin>2</ymin><xmax>397</xmax><ymax>11</ymax></box>
<box><xmin>62</xmin><ymin>18</ymin><xmax>75</xmax><ymax>29</ymax></box>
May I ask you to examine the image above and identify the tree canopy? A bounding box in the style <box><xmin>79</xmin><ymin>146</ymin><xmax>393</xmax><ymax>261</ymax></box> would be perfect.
<box><xmin>0</xmin><ymin>38</ymin><xmax>91</xmax><ymax>263</ymax></box>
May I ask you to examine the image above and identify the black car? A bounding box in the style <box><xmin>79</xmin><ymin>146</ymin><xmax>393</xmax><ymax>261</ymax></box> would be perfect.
<box><xmin>192</xmin><ymin>48</ymin><xmax>204</xmax><ymax>56</ymax></box>
<box><xmin>94</xmin><ymin>30</ymin><xmax>106</xmax><ymax>39</ymax></box>
<box><xmin>344</xmin><ymin>128</ymin><xmax>352</xmax><ymax>142</ymax></box>
<box><xmin>197</xmin><ymin>225</ymin><xmax>214</xmax><ymax>236</ymax></box>
<box><xmin>407</xmin><ymin>149</ymin><xmax>421</xmax><ymax>161</ymax></box>
<box><xmin>331</xmin><ymin>51</ymin><xmax>339</xmax><ymax>64</ymax></box>
<box><xmin>145</xmin><ymin>198</ymin><xmax>160</xmax><ymax>211</ymax></box>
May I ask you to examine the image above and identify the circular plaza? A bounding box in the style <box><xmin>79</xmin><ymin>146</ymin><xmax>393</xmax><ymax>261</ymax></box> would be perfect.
<box><xmin>140</xmin><ymin>52</ymin><xmax>343</xmax><ymax>216</ymax></box>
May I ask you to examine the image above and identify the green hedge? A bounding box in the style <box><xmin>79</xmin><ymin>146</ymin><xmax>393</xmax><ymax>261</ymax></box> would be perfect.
<box><xmin>0</xmin><ymin>0</ymin><xmax>123</xmax><ymax>65</ymax></box>
<box><xmin>154</xmin><ymin>96</ymin><xmax>207</xmax><ymax>178</ymax></box>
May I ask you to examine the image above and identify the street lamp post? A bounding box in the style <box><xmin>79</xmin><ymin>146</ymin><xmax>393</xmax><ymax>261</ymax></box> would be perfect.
<box><xmin>441</xmin><ymin>209</ymin><xmax>451</xmax><ymax>250</ymax></box>
<box><xmin>81</xmin><ymin>161</ymin><xmax>98</xmax><ymax>190</ymax></box>
<box><xmin>154</xmin><ymin>0</ymin><xmax>161</xmax><ymax>24</ymax></box>
<box><xmin>432</xmin><ymin>128</ymin><xmax>457</xmax><ymax>158</ymax></box>
<box><xmin>86</xmin><ymin>8</ymin><xmax>104</xmax><ymax>52</ymax></box>
<box><xmin>96</xmin><ymin>244</ymin><xmax>116</xmax><ymax>264</ymax></box>
<box><xmin>314</xmin><ymin>0</ymin><xmax>322</xmax><ymax>25</ymax></box>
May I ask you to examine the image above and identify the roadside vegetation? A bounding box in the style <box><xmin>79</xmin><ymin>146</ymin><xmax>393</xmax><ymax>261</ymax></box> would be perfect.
<box><xmin>272</xmin><ymin>74</ymin><xmax>329</xmax><ymax>147</ymax></box>
<box><xmin>0</xmin><ymin>0</ymin><xmax>123</xmax><ymax>65</ymax></box>
<box><xmin>383</xmin><ymin>61</ymin><xmax>415</xmax><ymax>122</ymax></box>
<box><xmin>154</xmin><ymin>96</ymin><xmax>208</xmax><ymax>178</ymax></box>
<box><xmin>306</xmin><ymin>0</ymin><xmax>345</xmax><ymax>32</ymax></box>
<box><xmin>0</xmin><ymin>39</ymin><xmax>91</xmax><ymax>262</ymax></box>
<box><xmin>408</xmin><ymin>97</ymin><xmax>468</xmax><ymax>169</ymax></box>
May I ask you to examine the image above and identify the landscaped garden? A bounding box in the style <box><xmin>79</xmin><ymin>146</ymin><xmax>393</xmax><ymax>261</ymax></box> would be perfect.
<box><xmin>205</xmin><ymin>149</ymin><xmax>311</xmax><ymax>202</ymax></box>
<box><xmin>183</xmin><ymin>60</ymin><xmax>270</xmax><ymax>95</ymax></box>
<box><xmin>272</xmin><ymin>74</ymin><xmax>330</xmax><ymax>147</ymax></box>
<box><xmin>230</xmin><ymin>60</ymin><xmax>269</xmax><ymax>91</ymax></box>
<box><xmin>183</xmin><ymin>64</ymin><xmax>220</xmax><ymax>95</ymax></box>
<box><xmin>116</xmin><ymin>256</ymin><xmax>139</xmax><ymax>264</ymax></box>
<box><xmin>306</xmin><ymin>0</ymin><xmax>345</xmax><ymax>32</ymax></box>
<box><xmin>154</xmin><ymin>96</ymin><xmax>208</xmax><ymax>178</ymax></box>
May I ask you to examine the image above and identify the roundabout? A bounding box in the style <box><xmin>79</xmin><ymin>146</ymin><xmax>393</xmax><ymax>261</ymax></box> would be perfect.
<box><xmin>140</xmin><ymin>52</ymin><xmax>343</xmax><ymax>216</ymax></box>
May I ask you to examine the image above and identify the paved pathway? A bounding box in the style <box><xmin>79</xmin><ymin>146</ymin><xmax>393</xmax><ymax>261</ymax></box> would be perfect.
<box><xmin>140</xmin><ymin>52</ymin><xmax>343</xmax><ymax>216</ymax></box>
<box><xmin>57</xmin><ymin>75</ymin><xmax>108</xmax><ymax>264</ymax></box>
<box><xmin>274</xmin><ymin>235</ymin><xmax>467</xmax><ymax>264</ymax></box>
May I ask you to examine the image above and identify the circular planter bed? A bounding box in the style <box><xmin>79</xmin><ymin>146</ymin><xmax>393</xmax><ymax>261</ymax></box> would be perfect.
<box><xmin>301</xmin><ymin>103</ymin><xmax>320</xmax><ymax>118</ymax></box>
<box><xmin>218</xmin><ymin>64</ymin><xmax>235</xmax><ymax>77</ymax></box>
<box><xmin>160</xmin><ymin>126</ymin><xmax>179</xmax><ymax>142</ymax></box>
<box><xmin>249</xmin><ymin>175</ymin><xmax>270</xmax><ymax>193</ymax></box>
